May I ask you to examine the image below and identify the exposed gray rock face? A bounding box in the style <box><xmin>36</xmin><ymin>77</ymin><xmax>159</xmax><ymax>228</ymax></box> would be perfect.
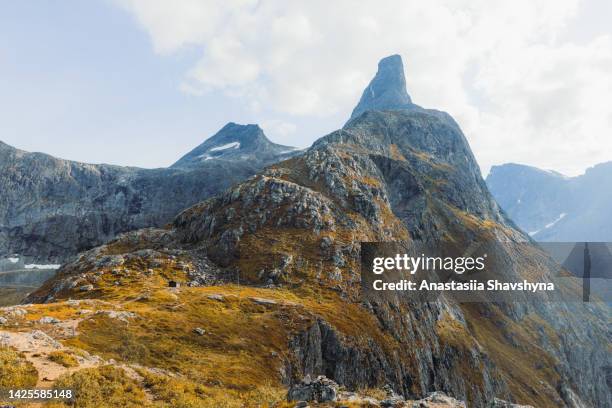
<box><xmin>26</xmin><ymin>56</ymin><xmax>611</xmax><ymax>407</ymax></box>
<box><xmin>412</xmin><ymin>392</ymin><xmax>466</xmax><ymax>407</ymax></box>
<box><xmin>286</xmin><ymin>378</ymin><xmax>469</xmax><ymax>407</ymax></box>
<box><xmin>0</xmin><ymin>124</ymin><xmax>298</xmax><ymax>263</ymax></box>
<box><xmin>171</xmin><ymin>122</ymin><xmax>300</xmax><ymax>169</ymax></box>
<box><xmin>349</xmin><ymin>54</ymin><xmax>419</xmax><ymax>122</ymax></box>
<box><xmin>486</xmin><ymin>162</ymin><xmax>612</xmax><ymax>241</ymax></box>
<box><xmin>490</xmin><ymin>398</ymin><xmax>534</xmax><ymax>407</ymax></box>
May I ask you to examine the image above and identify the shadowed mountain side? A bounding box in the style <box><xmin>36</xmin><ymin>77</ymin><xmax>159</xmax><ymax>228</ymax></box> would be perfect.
<box><xmin>487</xmin><ymin>162</ymin><xmax>612</xmax><ymax>241</ymax></box>
<box><xmin>0</xmin><ymin>125</ymin><xmax>299</xmax><ymax>263</ymax></box>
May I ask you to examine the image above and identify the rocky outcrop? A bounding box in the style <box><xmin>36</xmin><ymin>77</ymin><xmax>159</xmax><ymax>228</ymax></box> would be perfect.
<box><xmin>349</xmin><ymin>54</ymin><xmax>419</xmax><ymax>122</ymax></box>
<box><xmin>0</xmin><ymin>124</ymin><xmax>299</xmax><ymax>263</ymax></box>
<box><xmin>490</xmin><ymin>398</ymin><xmax>534</xmax><ymax>408</ymax></box>
<box><xmin>288</xmin><ymin>318</ymin><xmax>407</xmax><ymax>393</ymax></box>
<box><xmin>288</xmin><ymin>375</ymin><xmax>339</xmax><ymax>403</ymax></box>
<box><xmin>287</xmin><ymin>376</ymin><xmax>468</xmax><ymax>407</ymax></box>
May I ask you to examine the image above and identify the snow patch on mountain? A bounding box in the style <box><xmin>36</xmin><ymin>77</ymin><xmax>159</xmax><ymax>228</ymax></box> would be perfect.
<box><xmin>529</xmin><ymin>213</ymin><xmax>567</xmax><ymax>236</ymax></box>
<box><xmin>210</xmin><ymin>142</ymin><xmax>240</xmax><ymax>152</ymax></box>
<box><xmin>25</xmin><ymin>264</ymin><xmax>61</xmax><ymax>270</ymax></box>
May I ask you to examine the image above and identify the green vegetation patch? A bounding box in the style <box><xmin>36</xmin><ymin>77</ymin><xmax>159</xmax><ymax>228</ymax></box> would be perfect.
<box><xmin>48</xmin><ymin>350</ymin><xmax>79</xmax><ymax>368</ymax></box>
<box><xmin>0</xmin><ymin>346</ymin><xmax>38</xmax><ymax>388</ymax></box>
<box><xmin>53</xmin><ymin>365</ymin><xmax>148</xmax><ymax>408</ymax></box>
<box><xmin>139</xmin><ymin>370</ymin><xmax>284</xmax><ymax>408</ymax></box>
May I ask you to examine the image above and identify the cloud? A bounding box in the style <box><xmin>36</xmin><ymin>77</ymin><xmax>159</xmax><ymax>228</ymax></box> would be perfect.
<box><xmin>472</xmin><ymin>34</ymin><xmax>612</xmax><ymax>175</ymax></box>
<box><xmin>261</xmin><ymin>119</ymin><xmax>297</xmax><ymax>139</ymax></box>
<box><xmin>116</xmin><ymin>0</ymin><xmax>612</xmax><ymax>175</ymax></box>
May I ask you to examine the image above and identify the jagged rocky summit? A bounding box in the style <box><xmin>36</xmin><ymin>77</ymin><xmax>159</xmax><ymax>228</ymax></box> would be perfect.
<box><xmin>23</xmin><ymin>55</ymin><xmax>611</xmax><ymax>407</ymax></box>
<box><xmin>349</xmin><ymin>54</ymin><xmax>420</xmax><ymax>122</ymax></box>
<box><xmin>171</xmin><ymin>122</ymin><xmax>299</xmax><ymax>169</ymax></box>
<box><xmin>0</xmin><ymin>124</ymin><xmax>299</xmax><ymax>263</ymax></box>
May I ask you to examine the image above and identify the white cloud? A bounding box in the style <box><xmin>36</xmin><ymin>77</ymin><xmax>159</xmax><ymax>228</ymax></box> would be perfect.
<box><xmin>116</xmin><ymin>0</ymin><xmax>612</xmax><ymax>175</ymax></box>
<box><xmin>261</xmin><ymin>119</ymin><xmax>297</xmax><ymax>141</ymax></box>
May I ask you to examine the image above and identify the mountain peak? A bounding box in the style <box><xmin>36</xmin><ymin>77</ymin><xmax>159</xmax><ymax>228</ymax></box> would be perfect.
<box><xmin>488</xmin><ymin>163</ymin><xmax>567</xmax><ymax>181</ymax></box>
<box><xmin>210</xmin><ymin>122</ymin><xmax>266</xmax><ymax>145</ymax></box>
<box><xmin>349</xmin><ymin>54</ymin><xmax>416</xmax><ymax>121</ymax></box>
<box><xmin>171</xmin><ymin>122</ymin><xmax>299</xmax><ymax>169</ymax></box>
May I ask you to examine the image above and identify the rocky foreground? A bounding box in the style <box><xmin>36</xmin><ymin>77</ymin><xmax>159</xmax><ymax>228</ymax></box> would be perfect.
<box><xmin>286</xmin><ymin>375</ymin><xmax>534</xmax><ymax>407</ymax></box>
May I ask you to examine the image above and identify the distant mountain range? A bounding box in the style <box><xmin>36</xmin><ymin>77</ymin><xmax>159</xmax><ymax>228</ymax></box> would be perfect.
<box><xmin>486</xmin><ymin>162</ymin><xmax>612</xmax><ymax>241</ymax></box>
<box><xmin>0</xmin><ymin>124</ymin><xmax>299</xmax><ymax>263</ymax></box>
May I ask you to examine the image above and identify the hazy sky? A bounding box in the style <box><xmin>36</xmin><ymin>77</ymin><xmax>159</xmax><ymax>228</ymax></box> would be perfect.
<box><xmin>1</xmin><ymin>0</ymin><xmax>611</xmax><ymax>176</ymax></box>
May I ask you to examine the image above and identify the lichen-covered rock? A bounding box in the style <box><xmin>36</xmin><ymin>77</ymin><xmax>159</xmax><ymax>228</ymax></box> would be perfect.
<box><xmin>288</xmin><ymin>375</ymin><xmax>339</xmax><ymax>402</ymax></box>
<box><xmin>408</xmin><ymin>391</ymin><xmax>466</xmax><ymax>407</ymax></box>
<box><xmin>38</xmin><ymin>316</ymin><xmax>60</xmax><ymax>324</ymax></box>
<box><xmin>490</xmin><ymin>398</ymin><xmax>534</xmax><ymax>408</ymax></box>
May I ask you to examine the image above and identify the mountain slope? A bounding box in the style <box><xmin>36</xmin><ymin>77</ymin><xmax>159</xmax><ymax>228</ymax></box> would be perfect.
<box><xmin>171</xmin><ymin>122</ymin><xmax>299</xmax><ymax>169</ymax></box>
<box><xmin>0</xmin><ymin>125</ymin><xmax>298</xmax><ymax>263</ymax></box>
<box><xmin>13</xmin><ymin>56</ymin><xmax>610</xmax><ymax>407</ymax></box>
<box><xmin>486</xmin><ymin>162</ymin><xmax>612</xmax><ymax>241</ymax></box>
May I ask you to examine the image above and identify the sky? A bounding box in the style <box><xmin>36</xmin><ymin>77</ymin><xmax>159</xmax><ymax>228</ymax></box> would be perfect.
<box><xmin>0</xmin><ymin>0</ymin><xmax>611</xmax><ymax>176</ymax></box>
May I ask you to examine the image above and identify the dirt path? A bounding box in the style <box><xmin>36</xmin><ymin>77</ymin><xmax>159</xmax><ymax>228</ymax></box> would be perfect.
<box><xmin>1</xmin><ymin>301</ymin><xmax>157</xmax><ymax>404</ymax></box>
<box><xmin>0</xmin><ymin>327</ymin><xmax>102</xmax><ymax>387</ymax></box>
<box><xmin>1</xmin><ymin>325</ymin><xmax>155</xmax><ymax>404</ymax></box>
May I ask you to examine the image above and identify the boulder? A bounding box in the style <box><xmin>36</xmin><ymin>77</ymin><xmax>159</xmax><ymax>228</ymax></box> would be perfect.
<box><xmin>38</xmin><ymin>316</ymin><xmax>60</xmax><ymax>324</ymax></box>
<box><xmin>249</xmin><ymin>297</ymin><xmax>277</xmax><ymax>306</ymax></box>
<box><xmin>491</xmin><ymin>398</ymin><xmax>534</xmax><ymax>408</ymax></box>
<box><xmin>207</xmin><ymin>294</ymin><xmax>225</xmax><ymax>301</ymax></box>
<box><xmin>409</xmin><ymin>392</ymin><xmax>466</xmax><ymax>407</ymax></box>
<box><xmin>288</xmin><ymin>375</ymin><xmax>339</xmax><ymax>403</ymax></box>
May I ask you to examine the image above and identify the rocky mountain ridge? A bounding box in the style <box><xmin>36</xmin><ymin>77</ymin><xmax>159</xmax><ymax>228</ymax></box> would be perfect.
<box><xmin>0</xmin><ymin>125</ymin><xmax>299</xmax><ymax>263</ymax></box>
<box><xmin>20</xmin><ymin>55</ymin><xmax>611</xmax><ymax>407</ymax></box>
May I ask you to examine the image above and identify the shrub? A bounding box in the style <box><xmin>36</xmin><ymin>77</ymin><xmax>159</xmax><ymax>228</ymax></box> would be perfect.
<box><xmin>53</xmin><ymin>365</ymin><xmax>148</xmax><ymax>408</ymax></box>
<box><xmin>0</xmin><ymin>346</ymin><xmax>38</xmax><ymax>388</ymax></box>
<box><xmin>48</xmin><ymin>350</ymin><xmax>79</xmax><ymax>368</ymax></box>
